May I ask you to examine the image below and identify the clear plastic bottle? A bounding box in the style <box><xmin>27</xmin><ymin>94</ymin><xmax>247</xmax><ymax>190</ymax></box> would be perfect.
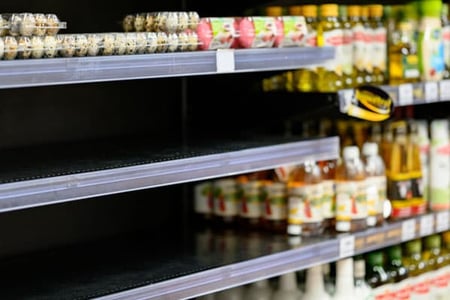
<box><xmin>333</xmin><ymin>257</ymin><xmax>356</xmax><ymax>300</ymax></box>
<box><xmin>442</xmin><ymin>3</ymin><xmax>450</xmax><ymax>79</ymax></box>
<box><xmin>361</xmin><ymin>5</ymin><xmax>374</xmax><ymax>84</ymax></box>
<box><xmin>348</xmin><ymin>5</ymin><xmax>368</xmax><ymax>87</ymax></box>
<box><xmin>319</xmin><ymin>159</ymin><xmax>337</xmax><ymax>233</ymax></box>
<box><xmin>302</xmin><ymin>264</ymin><xmax>331</xmax><ymax>300</ymax></box>
<box><xmin>362</xmin><ymin>142</ymin><xmax>386</xmax><ymax>227</ymax></box>
<box><xmin>271</xmin><ymin>272</ymin><xmax>302</xmax><ymax>300</ymax></box>
<box><xmin>294</xmin><ymin>5</ymin><xmax>318</xmax><ymax>93</ymax></box>
<box><xmin>339</xmin><ymin>5</ymin><xmax>354</xmax><ymax>88</ymax></box>
<box><xmin>317</xmin><ymin>3</ymin><xmax>344</xmax><ymax>92</ymax></box>
<box><xmin>335</xmin><ymin>145</ymin><xmax>368</xmax><ymax>232</ymax></box>
<box><xmin>368</xmin><ymin>4</ymin><xmax>387</xmax><ymax>85</ymax></box>
<box><xmin>287</xmin><ymin>160</ymin><xmax>324</xmax><ymax>237</ymax></box>
<box><xmin>262</xmin><ymin>181</ymin><xmax>287</xmax><ymax>233</ymax></box>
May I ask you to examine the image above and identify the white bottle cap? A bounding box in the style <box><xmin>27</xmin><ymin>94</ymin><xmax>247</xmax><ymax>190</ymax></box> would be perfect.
<box><xmin>343</xmin><ymin>145</ymin><xmax>360</xmax><ymax>160</ymax></box>
<box><xmin>362</xmin><ymin>142</ymin><xmax>378</xmax><ymax>156</ymax></box>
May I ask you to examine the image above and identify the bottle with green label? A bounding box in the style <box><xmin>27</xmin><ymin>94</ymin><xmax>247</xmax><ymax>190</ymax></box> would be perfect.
<box><xmin>441</xmin><ymin>3</ymin><xmax>450</xmax><ymax>79</ymax></box>
<box><xmin>365</xmin><ymin>250</ymin><xmax>393</xmax><ymax>298</ymax></box>
<box><xmin>423</xmin><ymin>234</ymin><xmax>447</xmax><ymax>299</ymax></box>
<box><xmin>402</xmin><ymin>239</ymin><xmax>429</xmax><ymax>298</ymax></box>
<box><xmin>386</xmin><ymin>245</ymin><xmax>410</xmax><ymax>299</ymax></box>
<box><xmin>418</xmin><ymin>0</ymin><xmax>445</xmax><ymax>81</ymax></box>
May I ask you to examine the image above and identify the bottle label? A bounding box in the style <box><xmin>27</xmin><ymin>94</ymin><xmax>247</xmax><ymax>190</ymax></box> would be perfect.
<box><xmin>240</xmin><ymin>190</ymin><xmax>264</xmax><ymax>218</ymax></box>
<box><xmin>214</xmin><ymin>185</ymin><xmax>239</xmax><ymax>217</ymax></box>
<box><xmin>430</xmin><ymin>143</ymin><xmax>450</xmax><ymax>210</ymax></box>
<box><xmin>322</xmin><ymin>29</ymin><xmax>344</xmax><ymax>74</ymax></box>
<box><xmin>364</xmin><ymin>26</ymin><xmax>374</xmax><ymax>73</ymax></box>
<box><xmin>419</xmin><ymin>18</ymin><xmax>445</xmax><ymax>81</ymax></box>
<box><xmin>322</xmin><ymin>179</ymin><xmax>335</xmax><ymax>219</ymax></box>
<box><xmin>335</xmin><ymin>180</ymin><xmax>368</xmax><ymax>225</ymax></box>
<box><xmin>288</xmin><ymin>183</ymin><xmax>323</xmax><ymax>225</ymax></box>
<box><xmin>353</xmin><ymin>23</ymin><xmax>366</xmax><ymax>72</ymax></box>
<box><xmin>194</xmin><ymin>182</ymin><xmax>213</xmax><ymax>214</ymax></box>
<box><xmin>443</xmin><ymin>25</ymin><xmax>450</xmax><ymax>67</ymax></box>
<box><xmin>371</xmin><ymin>27</ymin><xmax>387</xmax><ymax>72</ymax></box>
<box><xmin>264</xmin><ymin>194</ymin><xmax>287</xmax><ymax>221</ymax></box>
<box><xmin>402</xmin><ymin>54</ymin><xmax>420</xmax><ymax>79</ymax></box>
<box><xmin>388</xmin><ymin>176</ymin><xmax>413</xmax><ymax>218</ymax></box>
<box><xmin>342</xmin><ymin>28</ymin><xmax>353</xmax><ymax>76</ymax></box>
<box><xmin>366</xmin><ymin>176</ymin><xmax>381</xmax><ymax>218</ymax></box>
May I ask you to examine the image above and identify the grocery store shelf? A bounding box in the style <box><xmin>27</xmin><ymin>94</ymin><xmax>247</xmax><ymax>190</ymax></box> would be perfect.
<box><xmin>1</xmin><ymin>210</ymin><xmax>448</xmax><ymax>300</ymax></box>
<box><xmin>0</xmin><ymin>47</ymin><xmax>335</xmax><ymax>89</ymax></box>
<box><xmin>0</xmin><ymin>136</ymin><xmax>339</xmax><ymax>213</ymax></box>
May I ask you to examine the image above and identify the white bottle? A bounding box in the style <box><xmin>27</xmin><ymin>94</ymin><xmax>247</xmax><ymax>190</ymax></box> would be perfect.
<box><xmin>354</xmin><ymin>256</ymin><xmax>374</xmax><ymax>300</ymax></box>
<box><xmin>429</xmin><ymin>119</ymin><xmax>450</xmax><ymax>211</ymax></box>
<box><xmin>416</xmin><ymin>120</ymin><xmax>430</xmax><ymax>202</ymax></box>
<box><xmin>333</xmin><ymin>257</ymin><xmax>356</xmax><ymax>300</ymax></box>
<box><xmin>271</xmin><ymin>271</ymin><xmax>302</xmax><ymax>300</ymax></box>
<box><xmin>243</xmin><ymin>278</ymin><xmax>273</xmax><ymax>300</ymax></box>
<box><xmin>302</xmin><ymin>264</ymin><xmax>331</xmax><ymax>300</ymax></box>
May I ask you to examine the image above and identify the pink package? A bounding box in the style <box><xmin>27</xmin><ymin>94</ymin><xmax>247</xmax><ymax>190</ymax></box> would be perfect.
<box><xmin>196</xmin><ymin>17</ymin><xmax>237</xmax><ymax>50</ymax></box>
<box><xmin>238</xmin><ymin>16</ymin><xmax>277</xmax><ymax>49</ymax></box>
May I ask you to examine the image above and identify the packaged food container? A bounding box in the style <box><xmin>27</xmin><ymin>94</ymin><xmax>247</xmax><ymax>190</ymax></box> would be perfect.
<box><xmin>123</xmin><ymin>11</ymin><xmax>200</xmax><ymax>33</ymax></box>
<box><xmin>186</xmin><ymin>30</ymin><xmax>199</xmax><ymax>51</ymax></box>
<box><xmin>100</xmin><ymin>33</ymin><xmax>115</xmax><ymax>56</ymax></box>
<box><xmin>8</xmin><ymin>14</ymin><xmax>22</xmax><ymax>36</ymax></box>
<box><xmin>86</xmin><ymin>33</ymin><xmax>100</xmax><ymax>56</ymax></box>
<box><xmin>46</xmin><ymin>14</ymin><xmax>65</xmax><ymax>36</ymax></box>
<box><xmin>134</xmin><ymin>13</ymin><xmax>146</xmax><ymax>32</ymax></box>
<box><xmin>188</xmin><ymin>11</ymin><xmax>200</xmax><ymax>30</ymax></box>
<box><xmin>113</xmin><ymin>32</ymin><xmax>127</xmax><ymax>55</ymax></box>
<box><xmin>3</xmin><ymin>36</ymin><xmax>18</xmax><ymax>60</ymax></box>
<box><xmin>0</xmin><ymin>15</ymin><xmax>9</xmax><ymax>36</ymax></box>
<box><xmin>57</xmin><ymin>34</ymin><xmax>76</xmax><ymax>57</ymax></box>
<box><xmin>16</xmin><ymin>36</ymin><xmax>32</xmax><ymax>58</ymax></box>
<box><xmin>196</xmin><ymin>17</ymin><xmax>238</xmax><ymax>50</ymax></box>
<box><xmin>30</xmin><ymin>35</ymin><xmax>44</xmax><ymax>58</ymax></box>
<box><xmin>43</xmin><ymin>35</ymin><xmax>58</xmax><ymax>58</ymax></box>
<box><xmin>156</xmin><ymin>31</ymin><xmax>168</xmax><ymax>52</ymax></box>
<box><xmin>273</xmin><ymin>16</ymin><xmax>307</xmax><ymax>48</ymax></box>
<box><xmin>125</xmin><ymin>32</ymin><xmax>137</xmax><ymax>55</ymax></box>
<box><xmin>166</xmin><ymin>32</ymin><xmax>178</xmax><ymax>52</ymax></box>
<box><xmin>19</xmin><ymin>13</ymin><xmax>36</xmax><ymax>36</ymax></box>
<box><xmin>177</xmin><ymin>31</ymin><xmax>190</xmax><ymax>51</ymax></box>
<box><xmin>0</xmin><ymin>37</ymin><xmax>4</xmax><ymax>59</ymax></box>
<box><xmin>135</xmin><ymin>32</ymin><xmax>147</xmax><ymax>54</ymax></box>
<box><xmin>122</xmin><ymin>14</ymin><xmax>135</xmax><ymax>32</ymax></box>
<box><xmin>238</xmin><ymin>16</ymin><xmax>277</xmax><ymax>48</ymax></box>
<box><xmin>33</xmin><ymin>13</ymin><xmax>47</xmax><ymax>36</ymax></box>
<box><xmin>144</xmin><ymin>13</ymin><xmax>155</xmax><ymax>32</ymax></box>
<box><xmin>74</xmin><ymin>34</ymin><xmax>88</xmax><ymax>57</ymax></box>
<box><xmin>144</xmin><ymin>32</ymin><xmax>158</xmax><ymax>54</ymax></box>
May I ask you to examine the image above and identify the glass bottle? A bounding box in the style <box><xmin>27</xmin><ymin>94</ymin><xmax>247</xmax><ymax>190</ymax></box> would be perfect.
<box><xmin>239</xmin><ymin>179</ymin><xmax>265</xmax><ymax>230</ymax></box>
<box><xmin>317</xmin><ymin>3</ymin><xmax>344</xmax><ymax>92</ymax></box>
<box><xmin>386</xmin><ymin>245</ymin><xmax>410</xmax><ymax>300</ymax></box>
<box><xmin>302</xmin><ymin>264</ymin><xmax>331</xmax><ymax>300</ymax></box>
<box><xmin>402</xmin><ymin>239</ymin><xmax>429</xmax><ymax>299</ymax></box>
<box><xmin>365</xmin><ymin>250</ymin><xmax>392</xmax><ymax>299</ymax></box>
<box><xmin>213</xmin><ymin>178</ymin><xmax>240</xmax><ymax>227</ymax></box>
<box><xmin>361</xmin><ymin>5</ymin><xmax>374</xmax><ymax>84</ymax></box>
<box><xmin>335</xmin><ymin>145</ymin><xmax>368</xmax><ymax>233</ymax></box>
<box><xmin>294</xmin><ymin>5</ymin><xmax>318</xmax><ymax>92</ymax></box>
<box><xmin>368</xmin><ymin>4</ymin><xmax>387</xmax><ymax>85</ymax></box>
<box><xmin>354</xmin><ymin>255</ymin><xmax>374</xmax><ymax>300</ymax></box>
<box><xmin>362</xmin><ymin>142</ymin><xmax>386</xmax><ymax>227</ymax></box>
<box><xmin>287</xmin><ymin>160</ymin><xmax>324</xmax><ymax>237</ymax></box>
<box><xmin>347</xmin><ymin>5</ymin><xmax>366</xmax><ymax>87</ymax></box>
<box><xmin>194</xmin><ymin>180</ymin><xmax>214</xmax><ymax>223</ymax></box>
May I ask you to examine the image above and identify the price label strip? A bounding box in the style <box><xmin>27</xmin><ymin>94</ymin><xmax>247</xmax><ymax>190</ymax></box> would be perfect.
<box><xmin>402</xmin><ymin>219</ymin><xmax>416</xmax><ymax>242</ymax></box>
<box><xmin>439</xmin><ymin>80</ymin><xmax>450</xmax><ymax>101</ymax></box>
<box><xmin>398</xmin><ymin>84</ymin><xmax>414</xmax><ymax>106</ymax></box>
<box><xmin>436</xmin><ymin>211</ymin><xmax>450</xmax><ymax>232</ymax></box>
<box><xmin>339</xmin><ymin>235</ymin><xmax>355</xmax><ymax>258</ymax></box>
<box><xmin>216</xmin><ymin>49</ymin><xmax>235</xmax><ymax>73</ymax></box>
<box><xmin>419</xmin><ymin>214</ymin><xmax>434</xmax><ymax>237</ymax></box>
<box><xmin>425</xmin><ymin>82</ymin><xmax>439</xmax><ymax>103</ymax></box>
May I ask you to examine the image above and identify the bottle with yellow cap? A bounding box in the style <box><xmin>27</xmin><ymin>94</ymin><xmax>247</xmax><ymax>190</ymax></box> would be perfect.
<box><xmin>293</xmin><ymin>5</ymin><xmax>318</xmax><ymax>92</ymax></box>
<box><xmin>317</xmin><ymin>3</ymin><xmax>344</xmax><ymax>92</ymax></box>
<box><xmin>368</xmin><ymin>4</ymin><xmax>387</xmax><ymax>85</ymax></box>
<box><xmin>347</xmin><ymin>5</ymin><xmax>367</xmax><ymax>87</ymax></box>
<box><xmin>339</xmin><ymin>5</ymin><xmax>354</xmax><ymax>88</ymax></box>
<box><xmin>361</xmin><ymin>5</ymin><xmax>374</xmax><ymax>84</ymax></box>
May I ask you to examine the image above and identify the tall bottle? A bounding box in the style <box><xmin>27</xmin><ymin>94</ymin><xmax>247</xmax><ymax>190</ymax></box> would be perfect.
<box><xmin>429</xmin><ymin>119</ymin><xmax>450</xmax><ymax>211</ymax></box>
<box><xmin>339</xmin><ymin>5</ymin><xmax>354</xmax><ymax>88</ymax></box>
<box><xmin>368</xmin><ymin>4</ymin><xmax>388</xmax><ymax>85</ymax></box>
<box><xmin>442</xmin><ymin>3</ymin><xmax>450</xmax><ymax>79</ymax></box>
<box><xmin>333</xmin><ymin>257</ymin><xmax>356</xmax><ymax>300</ymax></box>
<box><xmin>418</xmin><ymin>0</ymin><xmax>445</xmax><ymax>81</ymax></box>
<box><xmin>294</xmin><ymin>5</ymin><xmax>318</xmax><ymax>92</ymax></box>
<box><xmin>408</xmin><ymin>120</ymin><xmax>426</xmax><ymax>216</ymax></box>
<box><xmin>271</xmin><ymin>272</ymin><xmax>302</xmax><ymax>300</ymax></box>
<box><xmin>415</xmin><ymin>120</ymin><xmax>430</xmax><ymax>204</ymax></box>
<box><xmin>262</xmin><ymin>181</ymin><xmax>287</xmax><ymax>233</ymax></box>
<box><xmin>388</xmin><ymin>3</ymin><xmax>421</xmax><ymax>85</ymax></box>
<box><xmin>243</xmin><ymin>278</ymin><xmax>273</xmax><ymax>300</ymax></box>
<box><xmin>361</xmin><ymin>5</ymin><xmax>374</xmax><ymax>84</ymax></box>
<box><xmin>302</xmin><ymin>264</ymin><xmax>331</xmax><ymax>300</ymax></box>
<box><xmin>365</xmin><ymin>250</ymin><xmax>393</xmax><ymax>299</ymax></box>
<box><xmin>287</xmin><ymin>160</ymin><xmax>324</xmax><ymax>237</ymax></box>
<box><xmin>213</xmin><ymin>177</ymin><xmax>240</xmax><ymax>227</ymax></box>
<box><xmin>194</xmin><ymin>181</ymin><xmax>214</xmax><ymax>223</ymax></box>
<box><xmin>317</xmin><ymin>4</ymin><xmax>344</xmax><ymax>92</ymax></box>
<box><xmin>335</xmin><ymin>145</ymin><xmax>368</xmax><ymax>232</ymax></box>
<box><xmin>319</xmin><ymin>159</ymin><xmax>337</xmax><ymax>233</ymax></box>
<box><xmin>362</xmin><ymin>142</ymin><xmax>387</xmax><ymax>227</ymax></box>
<box><xmin>386</xmin><ymin>245</ymin><xmax>410</xmax><ymax>300</ymax></box>
<box><xmin>354</xmin><ymin>256</ymin><xmax>374</xmax><ymax>300</ymax></box>
<box><xmin>348</xmin><ymin>5</ymin><xmax>367</xmax><ymax>87</ymax></box>
<box><xmin>423</xmin><ymin>234</ymin><xmax>447</xmax><ymax>300</ymax></box>
<box><xmin>402</xmin><ymin>239</ymin><xmax>429</xmax><ymax>299</ymax></box>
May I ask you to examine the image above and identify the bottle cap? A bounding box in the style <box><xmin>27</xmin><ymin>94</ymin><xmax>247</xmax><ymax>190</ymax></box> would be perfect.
<box><xmin>266</xmin><ymin>6</ymin><xmax>283</xmax><ymax>17</ymax></box>
<box><xmin>354</xmin><ymin>258</ymin><xmax>366</xmax><ymax>277</ymax></box>
<box><xmin>289</xmin><ymin>5</ymin><xmax>302</xmax><ymax>16</ymax></box>
<box><xmin>387</xmin><ymin>245</ymin><xmax>402</xmax><ymax>260</ymax></box>
<box><xmin>320</xmin><ymin>4</ymin><xmax>339</xmax><ymax>17</ymax></box>
<box><xmin>339</xmin><ymin>5</ymin><xmax>348</xmax><ymax>18</ymax></box>
<box><xmin>336</xmin><ymin>257</ymin><xmax>354</xmax><ymax>276</ymax></box>
<box><xmin>360</xmin><ymin>6</ymin><xmax>369</xmax><ymax>18</ymax></box>
<box><xmin>362</xmin><ymin>142</ymin><xmax>379</xmax><ymax>156</ymax></box>
<box><xmin>369</xmin><ymin>4</ymin><xmax>383</xmax><ymax>17</ymax></box>
<box><xmin>405</xmin><ymin>239</ymin><xmax>422</xmax><ymax>254</ymax></box>
<box><xmin>343</xmin><ymin>145</ymin><xmax>360</xmax><ymax>160</ymax></box>
<box><xmin>302</xmin><ymin>5</ymin><xmax>318</xmax><ymax>18</ymax></box>
<box><xmin>347</xmin><ymin>5</ymin><xmax>361</xmax><ymax>17</ymax></box>
<box><xmin>424</xmin><ymin>234</ymin><xmax>442</xmax><ymax>249</ymax></box>
<box><xmin>367</xmin><ymin>251</ymin><xmax>384</xmax><ymax>266</ymax></box>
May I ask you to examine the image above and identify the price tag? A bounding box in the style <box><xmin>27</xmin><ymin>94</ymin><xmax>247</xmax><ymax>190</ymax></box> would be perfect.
<box><xmin>439</xmin><ymin>80</ymin><xmax>450</xmax><ymax>101</ymax></box>
<box><xmin>402</xmin><ymin>219</ymin><xmax>416</xmax><ymax>241</ymax></box>
<box><xmin>420</xmin><ymin>214</ymin><xmax>434</xmax><ymax>237</ymax></box>
<box><xmin>425</xmin><ymin>82</ymin><xmax>439</xmax><ymax>103</ymax></box>
<box><xmin>398</xmin><ymin>84</ymin><xmax>414</xmax><ymax>106</ymax></box>
<box><xmin>216</xmin><ymin>49</ymin><xmax>235</xmax><ymax>73</ymax></box>
<box><xmin>436</xmin><ymin>211</ymin><xmax>450</xmax><ymax>232</ymax></box>
<box><xmin>339</xmin><ymin>235</ymin><xmax>355</xmax><ymax>258</ymax></box>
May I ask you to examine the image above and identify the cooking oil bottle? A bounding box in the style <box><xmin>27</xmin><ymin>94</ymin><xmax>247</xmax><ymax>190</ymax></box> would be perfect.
<box><xmin>294</xmin><ymin>5</ymin><xmax>318</xmax><ymax>92</ymax></box>
<box><xmin>442</xmin><ymin>2</ymin><xmax>450</xmax><ymax>79</ymax></box>
<box><xmin>339</xmin><ymin>5</ymin><xmax>354</xmax><ymax>88</ymax></box>
<box><xmin>368</xmin><ymin>4</ymin><xmax>387</xmax><ymax>85</ymax></box>
<box><xmin>317</xmin><ymin>3</ymin><xmax>344</xmax><ymax>92</ymax></box>
<box><xmin>361</xmin><ymin>5</ymin><xmax>374</xmax><ymax>84</ymax></box>
<box><xmin>388</xmin><ymin>3</ymin><xmax>421</xmax><ymax>85</ymax></box>
<box><xmin>347</xmin><ymin>5</ymin><xmax>367</xmax><ymax>87</ymax></box>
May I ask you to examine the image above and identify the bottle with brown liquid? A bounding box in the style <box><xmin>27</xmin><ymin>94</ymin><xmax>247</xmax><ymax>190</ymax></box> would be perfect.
<box><xmin>335</xmin><ymin>145</ymin><xmax>368</xmax><ymax>232</ymax></box>
<box><xmin>262</xmin><ymin>181</ymin><xmax>288</xmax><ymax>233</ymax></box>
<box><xmin>319</xmin><ymin>159</ymin><xmax>337</xmax><ymax>233</ymax></box>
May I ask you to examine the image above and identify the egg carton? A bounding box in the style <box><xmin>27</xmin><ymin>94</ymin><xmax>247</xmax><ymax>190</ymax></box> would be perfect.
<box><xmin>0</xmin><ymin>13</ymin><xmax>67</xmax><ymax>37</ymax></box>
<box><xmin>122</xmin><ymin>11</ymin><xmax>200</xmax><ymax>34</ymax></box>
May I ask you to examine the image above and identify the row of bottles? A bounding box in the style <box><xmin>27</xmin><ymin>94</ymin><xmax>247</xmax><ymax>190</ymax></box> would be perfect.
<box><xmin>196</xmin><ymin>231</ymin><xmax>450</xmax><ymax>300</ymax></box>
<box><xmin>262</xmin><ymin>1</ymin><xmax>450</xmax><ymax>93</ymax></box>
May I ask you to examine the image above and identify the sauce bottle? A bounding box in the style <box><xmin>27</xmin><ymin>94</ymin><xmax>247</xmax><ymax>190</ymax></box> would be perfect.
<box><xmin>368</xmin><ymin>4</ymin><xmax>387</xmax><ymax>85</ymax></box>
<box><xmin>262</xmin><ymin>181</ymin><xmax>287</xmax><ymax>233</ymax></box>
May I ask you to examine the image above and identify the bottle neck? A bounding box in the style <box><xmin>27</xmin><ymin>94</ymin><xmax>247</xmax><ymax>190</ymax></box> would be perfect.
<box><xmin>305</xmin><ymin>265</ymin><xmax>325</xmax><ymax>292</ymax></box>
<box><xmin>279</xmin><ymin>272</ymin><xmax>298</xmax><ymax>291</ymax></box>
